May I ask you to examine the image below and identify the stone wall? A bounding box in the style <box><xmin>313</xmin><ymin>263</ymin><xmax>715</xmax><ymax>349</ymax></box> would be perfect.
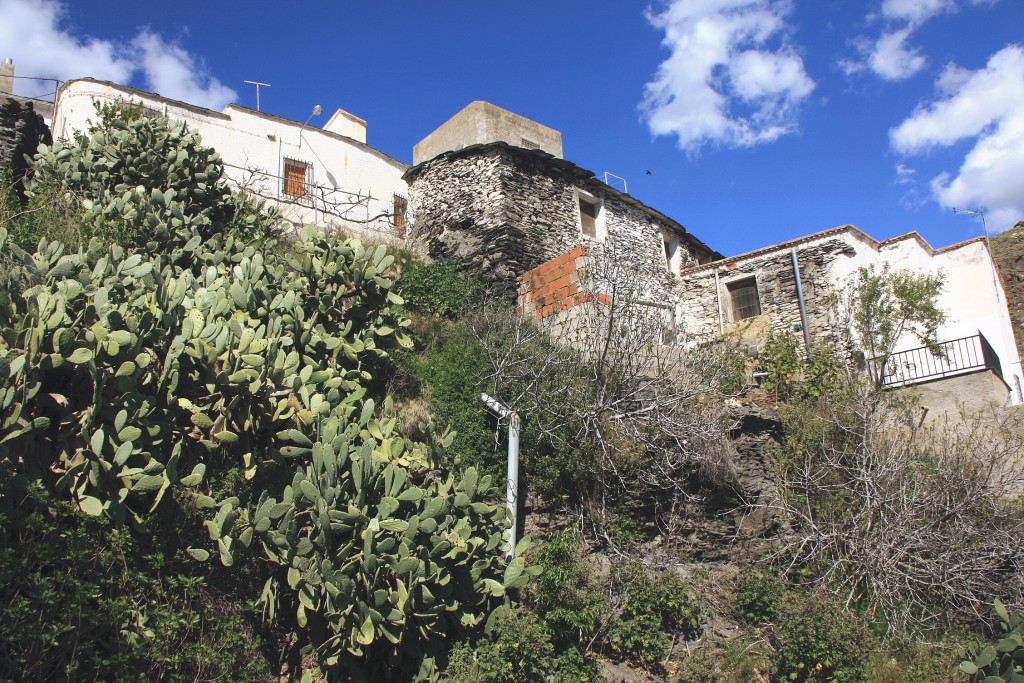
<box><xmin>677</xmin><ymin>236</ymin><xmax>855</xmax><ymax>347</ymax></box>
<box><xmin>406</xmin><ymin>141</ymin><xmax>717</xmax><ymax>299</ymax></box>
<box><xmin>0</xmin><ymin>98</ymin><xmax>51</xmax><ymax>201</ymax></box>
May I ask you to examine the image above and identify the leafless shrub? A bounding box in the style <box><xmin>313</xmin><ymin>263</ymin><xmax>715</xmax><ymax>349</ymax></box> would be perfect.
<box><xmin>468</xmin><ymin>246</ymin><xmax>741</xmax><ymax>546</ymax></box>
<box><xmin>768</xmin><ymin>383</ymin><xmax>1024</xmax><ymax>637</ymax></box>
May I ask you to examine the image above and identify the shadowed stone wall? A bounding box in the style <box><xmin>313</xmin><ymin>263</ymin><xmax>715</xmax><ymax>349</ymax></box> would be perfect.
<box><xmin>0</xmin><ymin>98</ymin><xmax>51</xmax><ymax>201</ymax></box>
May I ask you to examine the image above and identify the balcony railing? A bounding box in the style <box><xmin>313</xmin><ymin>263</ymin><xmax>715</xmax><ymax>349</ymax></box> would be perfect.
<box><xmin>870</xmin><ymin>331</ymin><xmax>1003</xmax><ymax>388</ymax></box>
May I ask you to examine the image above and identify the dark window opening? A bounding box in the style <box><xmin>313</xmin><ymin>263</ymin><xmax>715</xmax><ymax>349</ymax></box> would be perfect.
<box><xmin>579</xmin><ymin>197</ymin><xmax>598</xmax><ymax>238</ymax></box>
<box><xmin>727</xmin><ymin>277</ymin><xmax>761</xmax><ymax>320</ymax></box>
<box><xmin>521</xmin><ymin>137</ymin><xmax>540</xmax><ymax>150</ymax></box>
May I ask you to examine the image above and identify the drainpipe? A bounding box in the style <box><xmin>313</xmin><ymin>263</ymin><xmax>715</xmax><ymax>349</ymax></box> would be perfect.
<box><xmin>481</xmin><ymin>394</ymin><xmax>520</xmax><ymax>558</ymax></box>
<box><xmin>791</xmin><ymin>248</ymin><xmax>812</xmax><ymax>357</ymax></box>
<box><xmin>714</xmin><ymin>270</ymin><xmax>724</xmax><ymax>334</ymax></box>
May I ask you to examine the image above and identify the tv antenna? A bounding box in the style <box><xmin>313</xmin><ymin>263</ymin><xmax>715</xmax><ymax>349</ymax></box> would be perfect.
<box><xmin>953</xmin><ymin>206</ymin><xmax>1000</xmax><ymax>302</ymax></box>
<box><xmin>243</xmin><ymin>80</ymin><xmax>271</xmax><ymax>112</ymax></box>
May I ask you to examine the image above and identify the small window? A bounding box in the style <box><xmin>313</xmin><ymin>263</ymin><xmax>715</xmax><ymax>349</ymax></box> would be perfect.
<box><xmin>393</xmin><ymin>194</ymin><xmax>408</xmax><ymax>234</ymax></box>
<box><xmin>727</xmin><ymin>277</ymin><xmax>761</xmax><ymax>321</ymax></box>
<box><xmin>663</xmin><ymin>231</ymin><xmax>682</xmax><ymax>276</ymax></box>
<box><xmin>520</xmin><ymin>137</ymin><xmax>540</xmax><ymax>150</ymax></box>
<box><xmin>283</xmin><ymin>158</ymin><xmax>310</xmax><ymax>198</ymax></box>
<box><xmin>579</xmin><ymin>196</ymin><xmax>599</xmax><ymax>238</ymax></box>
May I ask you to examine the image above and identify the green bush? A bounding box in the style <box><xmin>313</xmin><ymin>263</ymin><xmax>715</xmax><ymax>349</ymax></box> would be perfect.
<box><xmin>732</xmin><ymin>566</ymin><xmax>785</xmax><ymax>625</ymax></box>
<box><xmin>606</xmin><ymin>563</ymin><xmax>702</xmax><ymax>667</ymax></box>
<box><xmin>0</xmin><ymin>464</ymin><xmax>271</xmax><ymax>681</ymax></box>
<box><xmin>440</xmin><ymin>609</ymin><xmax>601</xmax><ymax>683</ymax></box>
<box><xmin>393</xmin><ymin>317</ymin><xmax>502</xmax><ymax>479</ymax></box>
<box><xmin>773</xmin><ymin>591</ymin><xmax>875</xmax><ymax>683</ymax></box>
<box><xmin>759</xmin><ymin>331</ymin><xmax>803</xmax><ymax>400</ymax></box>
<box><xmin>528</xmin><ymin>531</ymin><xmax>607</xmax><ymax>648</ymax></box>
<box><xmin>397</xmin><ymin>258</ymin><xmax>485</xmax><ymax>318</ymax></box>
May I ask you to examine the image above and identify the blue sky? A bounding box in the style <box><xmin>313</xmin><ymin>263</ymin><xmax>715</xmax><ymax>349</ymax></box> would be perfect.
<box><xmin>1</xmin><ymin>0</ymin><xmax>1022</xmax><ymax>256</ymax></box>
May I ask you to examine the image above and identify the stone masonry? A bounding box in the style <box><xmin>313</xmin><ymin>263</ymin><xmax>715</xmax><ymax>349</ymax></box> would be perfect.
<box><xmin>0</xmin><ymin>97</ymin><xmax>51</xmax><ymax>201</ymax></box>
<box><xmin>405</xmin><ymin>141</ymin><xmax>719</xmax><ymax>298</ymax></box>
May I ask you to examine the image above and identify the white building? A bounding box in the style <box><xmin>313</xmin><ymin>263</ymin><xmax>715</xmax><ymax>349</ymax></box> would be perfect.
<box><xmin>52</xmin><ymin>78</ymin><xmax>409</xmax><ymax>237</ymax></box>
<box><xmin>45</xmin><ymin>85</ymin><xmax>1024</xmax><ymax>411</ymax></box>
<box><xmin>676</xmin><ymin>226</ymin><xmax>1024</xmax><ymax>408</ymax></box>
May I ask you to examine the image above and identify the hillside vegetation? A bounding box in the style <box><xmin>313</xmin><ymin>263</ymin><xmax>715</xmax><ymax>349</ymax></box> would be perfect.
<box><xmin>991</xmin><ymin>221</ymin><xmax>1024</xmax><ymax>364</ymax></box>
<box><xmin>1</xmin><ymin>106</ymin><xmax>1023</xmax><ymax>682</ymax></box>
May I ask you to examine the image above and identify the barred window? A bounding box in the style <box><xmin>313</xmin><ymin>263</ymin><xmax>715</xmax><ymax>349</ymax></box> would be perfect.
<box><xmin>727</xmin><ymin>277</ymin><xmax>761</xmax><ymax>321</ymax></box>
<box><xmin>520</xmin><ymin>137</ymin><xmax>540</xmax><ymax>150</ymax></box>
<box><xmin>283</xmin><ymin>158</ymin><xmax>310</xmax><ymax>198</ymax></box>
<box><xmin>393</xmin><ymin>194</ymin><xmax>408</xmax><ymax>234</ymax></box>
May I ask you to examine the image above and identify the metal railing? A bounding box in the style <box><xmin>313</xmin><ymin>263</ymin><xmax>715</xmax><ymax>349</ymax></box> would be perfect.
<box><xmin>870</xmin><ymin>331</ymin><xmax>1003</xmax><ymax>387</ymax></box>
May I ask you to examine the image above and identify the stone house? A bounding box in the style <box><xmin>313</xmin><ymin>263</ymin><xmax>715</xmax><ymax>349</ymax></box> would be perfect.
<box><xmin>407</xmin><ymin>103</ymin><xmax>1024</xmax><ymax>410</ymax></box>
<box><xmin>32</xmin><ymin>77</ymin><xmax>1024</xmax><ymax>409</ymax></box>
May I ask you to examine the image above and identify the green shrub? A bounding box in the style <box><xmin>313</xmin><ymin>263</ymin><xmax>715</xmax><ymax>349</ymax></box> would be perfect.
<box><xmin>528</xmin><ymin>531</ymin><xmax>607</xmax><ymax>648</ymax></box>
<box><xmin>732</xmin><ymin>566</ymin><xmax>785</xmax><ymax>625</ymax></box>
<box><xmin>773</xmin><ymin>591</ymin><xmax>875</xmax><ymax>683</ymax></box>
<box><xmin>397</xmin><ymin>258</ymin><xmax>485</xmax><ymax>318</ymax></box>
<box><xmin>0</xmin><ymin>464</ymin><xmax>271</xmax><ymax>681</ymax></box>
<box><xmin>759</xmin><ymin>331</ymin><xmax>803</xmax><ymax>400</ymax></box>
<box><xmin>394</xmin><ymin>317</ymin><xmax>502</xmax><ymax>479</ymax></box>
<box><xmin>606</xmin><ymin>563</ymin><xmax>702</xmax><ymax>667</ymax></box>
<box><xmin>802</xmin><ymin>343</ymin><xmax>847</xmax><ymax>400</ymax></box>
<box><xmin>440</xmin><ymin>609</ymin><xmax>601</xmax><ymax>683</ymax></box>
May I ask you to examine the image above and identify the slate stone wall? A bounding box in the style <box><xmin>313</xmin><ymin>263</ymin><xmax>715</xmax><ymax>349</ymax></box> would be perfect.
<box><xmin>678</xmin><ymin>236</ymin><xmax>856</xmax><ymax>345</ymax></box>
<box><xmin>0</xmin><ymin>98</ymin><xmax>51</xmax><ymax>201</ymax></box>
<box><xmin>406</xmin><ymin>142</ymin><xmax>710</xmax><ymax>298</ymax></box>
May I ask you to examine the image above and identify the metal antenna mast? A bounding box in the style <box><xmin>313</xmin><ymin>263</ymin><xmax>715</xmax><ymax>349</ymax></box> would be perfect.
<box><xmin>243</xmin><ymin>80</ymin><xmax>271</xmax><ymax>112</ymax></box>
<box><xmin>954</xmin><ymin>206</ymin><xmax>1001</xmax><ymax>302</ymax></box>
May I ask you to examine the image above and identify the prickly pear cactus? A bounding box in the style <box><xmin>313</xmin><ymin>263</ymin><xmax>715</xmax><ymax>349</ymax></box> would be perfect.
<box><xmin>27</xmin><ymin>105</ymin><xmax>274</xmax><ymax>250</ymax></box>
<box><xmin>959</xmin><ymin>599</ymin><xmax>1024</xmax><ymax>682</ymax></box>
<box><xmin>0</xmin><ymin>110</ymin><xmax>530</xmax><ymax>681</ymax></box>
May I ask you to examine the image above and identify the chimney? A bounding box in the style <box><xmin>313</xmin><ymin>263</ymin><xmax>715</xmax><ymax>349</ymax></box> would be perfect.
<box><xmin>0</xmin><ymin>58</ymin><xmax>13</xmax><ymax>97</ymax></box>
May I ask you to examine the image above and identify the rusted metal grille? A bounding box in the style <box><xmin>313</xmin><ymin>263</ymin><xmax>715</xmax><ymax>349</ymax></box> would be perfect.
<box><xmin>283</xmin><ymin>159</ymin><xmax>308</xmax><ymax>198</ymax></box>
<box><xmin>727</xmin><ymin>278</ymin><xmax>761</xmax><ymax>320</ymax></box>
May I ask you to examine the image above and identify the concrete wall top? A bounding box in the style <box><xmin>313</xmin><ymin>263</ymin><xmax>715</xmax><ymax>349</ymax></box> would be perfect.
<box><xmin>323</xmin><ymin>108</ymin><xmax>366</xmax><ymax>143</ymax></box>
<box><xmin>412</xmin><ymin>101</ymin><xmax>563</xmax><ymax>165</ymax></box>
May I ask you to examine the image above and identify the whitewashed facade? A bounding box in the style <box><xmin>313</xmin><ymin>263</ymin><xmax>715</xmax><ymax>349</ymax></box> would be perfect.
<box><xmin>52</xmin><ymin>79</ymin><xmax>409</xmax><ymax>238</ymax></box>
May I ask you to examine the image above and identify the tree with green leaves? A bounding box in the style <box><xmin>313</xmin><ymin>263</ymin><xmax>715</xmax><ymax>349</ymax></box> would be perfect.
<box><xmin>849</xmin><ymin>264</ymin><xmax>946</xmax><ymax>386</ymax></box>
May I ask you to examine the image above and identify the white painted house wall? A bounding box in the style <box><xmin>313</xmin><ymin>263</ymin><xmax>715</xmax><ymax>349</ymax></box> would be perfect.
<box><xmin>827</xmin><ymin>231</ymin><xmax>1023</xmax><ymax>404</ymax></box>
<box><xmin>52</xmin><ymin>79</ymin><xmax>410</xmax><ymax>238</ymax></box>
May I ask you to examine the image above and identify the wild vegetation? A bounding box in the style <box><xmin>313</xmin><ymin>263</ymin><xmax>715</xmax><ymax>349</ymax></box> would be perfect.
<box><xmin>2</xmin><ymin>104</ymin><xmax>1023</xmax><ymax>682</ymax></box>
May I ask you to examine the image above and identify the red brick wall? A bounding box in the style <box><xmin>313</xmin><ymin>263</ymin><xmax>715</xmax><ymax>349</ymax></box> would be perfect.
<box><xmin>518</xmin><ymin>245</ymin><xmax>609</xmax><ymax>318</ymax></box>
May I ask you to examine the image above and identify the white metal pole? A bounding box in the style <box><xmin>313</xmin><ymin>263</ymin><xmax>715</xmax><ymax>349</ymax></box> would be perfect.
<box><xmin>481</xmin><ymin>393</ymin><xmax>520</xmax><ymax>558</ymax></box>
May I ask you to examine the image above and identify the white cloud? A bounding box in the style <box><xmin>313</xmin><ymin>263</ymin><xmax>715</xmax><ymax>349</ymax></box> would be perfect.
<box><xmin>892</xmin><ymin>45</ymin><xmax>1024</xmax><ymax>231</ymax></box>
<box><xmin>132</xmin><ymin>32</ymin><xmax>236</xmax><ymax>110</ymax></box>
<box><xmin>880</xmin><ymin>0</ymin><xmax>955</xmax><ymax>22</ymax></box>
<box><xmin>640</xmin><ymin>0</ymin><xmax>814</xmax><ymax>152</ymax></box>
<box><xmin>0</xmin><ymin>0</ymin><xmax>236</xmax><ymax>109</ymax></box>
<box><xmin>868</xmin><ymin>29</ymin><xmax>927</xmax><ymax>80</ymax></box>
<box><xmin>895</xmin><ymin>163</ymin><xmax>917</xmax><ymax>185</ymax></box>
<box><xmin>844</xmin><ymin>0</ymin><xmax>996</xmax><ymax>82</ymax></box>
